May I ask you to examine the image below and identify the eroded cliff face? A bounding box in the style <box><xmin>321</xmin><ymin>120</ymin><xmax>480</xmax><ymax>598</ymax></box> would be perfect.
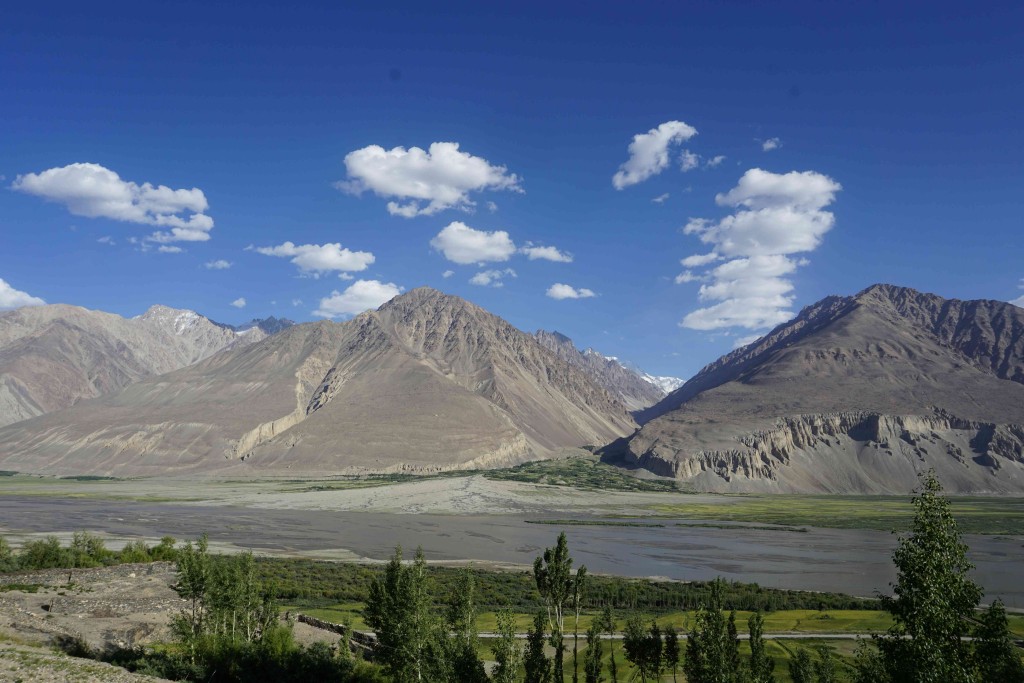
<box><xmin>625</xmin><ymin>410</ymin><xmax>1024</xmax><ymax>493</ymax></box>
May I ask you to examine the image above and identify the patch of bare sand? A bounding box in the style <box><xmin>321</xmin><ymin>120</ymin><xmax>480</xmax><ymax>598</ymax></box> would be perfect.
<box><xmin>225</xmin><ymin>474</ymin><xmax>705</xmax><ymax>515</ymax></box>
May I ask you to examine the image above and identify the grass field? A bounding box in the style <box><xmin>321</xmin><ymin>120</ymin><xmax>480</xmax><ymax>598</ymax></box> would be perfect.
<box><xmin>484</xmin><ymin>455</ymin><xmax>681</xmax><ymax>492</ymax></box>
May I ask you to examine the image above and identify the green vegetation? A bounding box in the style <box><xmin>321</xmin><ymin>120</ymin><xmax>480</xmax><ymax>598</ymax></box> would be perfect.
<box><xmin>485</xmin><ymin>455</ymin><xmax>681</xmax><ymax>492</ymax></box>
<box><xmin>527</xmin><ymin>519</ymin><xmax>667</xmax><ymax>527</ymax></box>
<box><xmin>853</xmin><ymin>471</ymin><xmax>1024</xmax><ymax>682</ymax></box>
<box><xmin>0</xmin><ymin>532</ymin><xmax>178</xmax><ymax>571</ymax></box>
<box><xmin>649</xmin><ymin>494</ymin><xmax>1024</xmax><ymax>534</ymax></box>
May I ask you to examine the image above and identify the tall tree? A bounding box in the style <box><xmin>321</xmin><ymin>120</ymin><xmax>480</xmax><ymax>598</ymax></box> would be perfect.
<box><xmin>864</xmin><ymin>471</ymin><xmax>982</xmax><ymax>683</ymax></box>
<box><xmin>491</xmin><ymin>608</ymin><xmax>523</xmax><ymax>683</ymax></box>
<box><xmin>441</xmin><ymin>568</ymin><xmax>487</xmax><ymax>683</ymax></box>
<box><xmin>790</xmin><ymin>648</ymin><xmax>814</xmax><ymax>683</ymax></box>
<box><xmin>683</xmin><ymin>578</ymin><xmax>743</xmax><ymax>683</ymax></box>
<box><xmin>583</xmin><ymin>620</ymin><xmax>604</xmax><ymax>683</ymax></box>
<box><xmin>623</xmin><ymin>616</ymin><xmax>663</xmax><ymax>683</ymax></box>
<box><xmin>747</xmin><ymin>611</ymin><xmax>775</xmax><ymax>683</ymax></box>
<box><xmin>571</xmin><ymin>566</ymin><xmax>588</xmax><ymax>683</ymax></box>
<box><xmin>973</xmin><ymin>599</ymin><xmax>1024</xmax><ymax>682</ymax></box>
<box><xmin>663</xmin><ymin>624</ymin><xmax>680</xmax><ymax>683</ymax></box>
<box><xmin>364</xmin><ymin>545</ymin><xmax>440</xmax><ymax>683</ymax></box>
<box><xmin>601</xmin><ymin>605</ymin><xmax>619</xmax><ymax>683</ymax></box>
<box><xmin>535</xmin><ymin>532</ymin><xmax>579</xmax><ymax>682</ymax></box>
<box><xmin>525</xmin><ymin>609</ymin><xmax>552</xmax><ymax>683</ymax></box>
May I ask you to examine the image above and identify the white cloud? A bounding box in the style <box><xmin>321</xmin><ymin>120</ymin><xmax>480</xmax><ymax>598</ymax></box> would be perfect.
<box><xmin>336</xmin><ymin>142</ymin><xmax>522</xmax><ymax>217</ymax></box>
<box><xmin>706</xmin><ymin>155</ymin><xmax>727</xmax><ymax>168</ymax></box>
<box><xmin>652</xmin><ymin>193</ymin><xmax>670</xmax><ymax>204</ymax></box>
<box><xmin>230</xmin><ymin>297</ymin><xmax>246</xmax><ymax>308</ymax></box>
<box><xmin>255</xmin><ymin>241</ymin><xmax>374</xmax><ymax>277</ymax></box>
<box><xmin>314</xmin><ymin>279</ymin><xmax>403</xmax><ymax>318</ymax></box>
<box><xmin>97</xmin><ymin>236</ymin><xmax>115</xmax><ymax>245</ymax></box>
<box><xmin>679</xmin><ymin>168</ymin><xmax>841</xmax><ymax>331</ymax></box>
<box><xmin>291</xmin><ymin>298</ymin><xmax>303</xmax><ymax>306</ymax></box>
<box><xmin>612</xmin><ymin>121</ymin><xmax>698</xmax><ymax>189</ymax></box>
<box><xmin>430</xmin><ymin>221</ymin><xmax>516</xmax><ymax>264</ymax></box>
<box><xmin>486</xmin><ymin>201</ymin><xmax>498</xmax><ymax>212</ymax></box>
<box><xmin>546</xmin><ymin>283</ymin><xmax>597</xmax><ymax>300</ymax></box>
<box><xmin>158</xmin><ymin>245</ymin><xmax>184</xmax><ymax>253</ymax></box>
<box><xmin>470</xmin><ymin>268</ymin><xmax>517</xmax><ymax>287</ymax></box>
<box><xmin>521</xmin><ymin>243</ymin><xmax>573</xmax><ymax>263</ymax></box>
<box><xmin>442</xmin><ymin>270</ymin><xmax>454</xmax><ymax>278</ymax></box>
<box><xmin>680</xmin><ymin>252</ymin><xmax>719</xmax><ymax>267</ymax></box>
<box><xmin>679</xmin><ymin>150</ymin><xmax>700</xmax><ymax>172</ymax></box>
<box><xmin>12</xmin><ymin>163</ymin><xmax>214</xmax><ymax>243</ymax></box>
<box><xmin>761</xmin><ymin>137</ymin><xmax>782</xmax><ymax>151</ymax></box>
<box><xmin>0</xmin><ymin>278</ymin><xmax>45</xmax><ymax>309</ymax></box>
<box><xmin>674</xmin><ymin>271</ymin><xmax>700</xmax><ymax>284</ymax></box>
<box><xmin>204</xmin><ymin>259</ymin><xmax>232</xmax><ymax>270</ymax></box>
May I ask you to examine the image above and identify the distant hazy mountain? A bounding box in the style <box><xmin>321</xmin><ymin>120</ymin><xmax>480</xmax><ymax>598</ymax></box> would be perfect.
<box><xmin>0</xmin><ymin>304</ymin><xmax>287</xmax><ymax>427</ymax></box>
<box><xmin>0</xmin><ymin>288</ymin><xmax>635</xmax><ymax>476</ymax></box>
<box><xmin>617</xmin><ymin>284</ymin><xmax>1024</xmax><ymax>494</ymax></box>
<box><xmin>533</xmin><ymin>330</ymin><xmax>682</xmax><ymax>411</ymax></box>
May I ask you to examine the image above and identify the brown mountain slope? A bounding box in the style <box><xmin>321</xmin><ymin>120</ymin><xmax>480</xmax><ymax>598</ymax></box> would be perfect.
<box><xmin>533</xmin><ymin>330</ymin><xmax>667</xmax><ymax>411</ymax></box>
<box><xmin>0</xmin><ymin>304</ymin><xmax>269</xmax><ymax>428</ymax></box>
<box><xmin>618</xmin><ymin>285</ymin><xmax>1024</xmax><ymax>494</ymax></box>
<box><xmin>0</xmin><ymin>288</ymin><xmax>635</xmax><ymax>476</ymax></box>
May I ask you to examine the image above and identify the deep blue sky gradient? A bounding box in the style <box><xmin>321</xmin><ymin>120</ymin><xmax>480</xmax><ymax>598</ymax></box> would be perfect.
<box><xmin>2</xmin><ymin>1</ymin><xmax>1022</xmax><ymax>377</ymax></box>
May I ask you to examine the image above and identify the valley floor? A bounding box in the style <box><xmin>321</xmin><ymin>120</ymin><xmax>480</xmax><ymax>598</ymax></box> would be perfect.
<box><xmin>1</xmin><ymin>465</ymin><xmax>1023</xmax><ymax>606</ymax></box>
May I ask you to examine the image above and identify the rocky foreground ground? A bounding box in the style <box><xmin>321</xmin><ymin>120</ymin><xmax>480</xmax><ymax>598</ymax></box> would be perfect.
<box><xmin>0</xmin><ymin>562</ymin><xmax>338</xmax><ymax>681</ymax></box>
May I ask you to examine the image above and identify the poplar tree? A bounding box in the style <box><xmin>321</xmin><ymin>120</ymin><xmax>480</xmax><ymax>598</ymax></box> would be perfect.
<box><xmin>973</xmin><ymin>599</ymin><xmax>1024</xmax><ymax>682</ymax></box>
<box><xmin>364</xmin><ymin>545</ymin><xmax>440</xmax><ymax>683</ymax></box>
<box><xmin>663</xmin><ymin>624</ymin><xmax>680</xmax><ymax>683</ymax></box>
<box><xmin>583</xmin><ymin>620</ymin><xmax>604</xmax><ymax>683</ymax></box>
<box><xmin>601</xmin><ymin>605</ymin><xmax>619</xmax><ymax>683</ymax></box>
<box><xmin>535</xmin><ymin>532</ymin><xmax>579</xmax><ymax>682</ymax></box>
<box><xmin>525</xmin><ymin>609</ymin><xmax>553</xmax><ymax>683</ymax></box>
<box><xmin>747</xmin><ymin>611</ymin><xmax>775</xmax><ymax>683</ymax></box>
<box><xmin>491</xmin><ymin>608</ymin><xmax>523</xmax><ymax>683</ymax></box>
<box><xmin>864</xmin><ymin>471</ymin><xmax>982</xmax><ymax>683</ymax></box>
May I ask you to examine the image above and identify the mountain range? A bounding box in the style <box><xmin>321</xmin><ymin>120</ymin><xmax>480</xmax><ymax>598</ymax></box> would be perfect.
<box><xmin>0</xmin><ymin>304</ymin><xmax>291</xmax><ymax>428</ymax></box>
<box><xmin>616</xmin><ymin>284</ymin><xmax>1024</xmax><ymax>493</ymax></box>
<box><xmin>1</xmin><ymin>283</ymin><xmax>1022</xmax><ymax>493</ymax></box>
<box><xmin>0</xmin><ymin>288</ymin><xmax>636</xmax><ymax>476</ymax></box>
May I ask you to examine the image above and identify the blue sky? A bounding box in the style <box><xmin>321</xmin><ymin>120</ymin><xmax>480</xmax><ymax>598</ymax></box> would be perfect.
<box><xmin>2</xmin><ymin>1</ymin><xmax>1022</xmax><ymax>379</ymax></box>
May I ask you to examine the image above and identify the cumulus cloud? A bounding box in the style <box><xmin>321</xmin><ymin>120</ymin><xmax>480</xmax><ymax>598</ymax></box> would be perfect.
<box><xmin>0</xmin><ymin>278</ymin><xmax>45</xmax><ymax>309</ymax></box>
<box><xmin>205</xmin><ymin>259</ymin><xmax>232</xmax><ymax>270</ymax></box>
<box><xmin>674</xmin><ymin>271</ymin><xmax>701</xmax><ymax>284</ymax></box>
<box><xmin>442</xmin><ymin>270</ymin><xmax>454</xmax><ymax>278</ymax></box>
<box><xmin>706</xmin><ymin>155</ymin><xmax>727</xmax><ymax>168</ymax></box>
<box><xmin>470</xmin><ymin>268</ymin><xmax>516</xmax><ymax>287</ymax></box>
<box><xmin>336</xmin><ymin>142</ymin><xmax>522</xmax><ymax>217</ymax></box>
<box><xmin>158</xmin><ymin>245</ymin><xmax>184</xmax><ymax>253</ymax></box>
<box><xmin>521</xmin><ymin>243</ymin><xmax>573</xmax><ymax>263</ymax></box>
<box><xmin>430</xmin><ymin>221</ymin><xmax>516</xmax><ymax>264</ymax></box>
<box><xmin>291</xmin><ymin>298</ymin><xmax>303</xmax><ymax>307</ymax></box>
<box><xmin>230</xmin><ymin>297</ymin><xmax>246</xmax><ymax>308</ymax></box>
<box><xmin>254</xmin><ymin>241</ymin><xmax>374</xmax><ymax>277</ymax></box>
<box><xmin>546</xmin><ymin>283</ymin><xmax>596</xmax><ymax>300</ymax></box>
<box><xmin>97</xmin><ymin>236</ymin><xmax>115</xmax><ymax>245</ymax></box>
<box><xmin>679</xmin><ymin>150</ymin><xmax>700</xmax><ymax>172</ymax></box>
<box><xmin>679</xmin><ymin>168</ymin><xmax>841</xmax><ymax>331</ymax></box>
<box><xmin>12</xmin><ymin>163</ymin><xmax>214</xmax><ymax>243</ymax></box>
<box><xmin>612</xmin><ymin>121</ymin><xmax>698</xmax><ymax>189</ymax></box>
<box><xmin>314</xmin><ymin>279</ymin><xmax>403</xmax><ymax>318</ymax></box>
<box><xmin>680</xmin><ymin>252</ymin><xmax>720</xmax><ymax>267</ymax></box>
<box><xmin>652</xmin><ymin>193</ymin><xmax>670</xmax><ymax>204</ymax></box>
<box><xmin>761</xmin><ymin>137</ymin><xmax>782</xmax><ymax>151</ymax></box>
